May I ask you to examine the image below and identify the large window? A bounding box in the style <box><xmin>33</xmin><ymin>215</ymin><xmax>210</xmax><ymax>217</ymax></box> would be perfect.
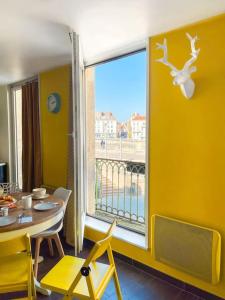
<box><xmin>11</xmin><ymin>87</ymin><xmax>23</xmax><ymax>190</ymax></box>
<box><xmin>86</xmin><ymin>50</ymin><xmax>147</xmax><ymax>234</ymax></box>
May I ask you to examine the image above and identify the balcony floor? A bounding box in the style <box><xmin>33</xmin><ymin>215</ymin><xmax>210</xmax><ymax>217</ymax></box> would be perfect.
<box><xmin>2</xmin><ymin>236</ymin><xmax>208</xmax><ymax>300</ymax></box>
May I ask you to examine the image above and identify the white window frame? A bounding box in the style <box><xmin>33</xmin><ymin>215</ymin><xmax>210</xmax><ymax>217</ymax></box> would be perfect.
<box><xmin>9</xmin><ymin>85</ymin><xmax>22</xmax><ymax>186</ymax></box>
<box><xmin>84</xmin><ymin>41</ymin><xmax>150</xmax><ymax>249</ymax></box>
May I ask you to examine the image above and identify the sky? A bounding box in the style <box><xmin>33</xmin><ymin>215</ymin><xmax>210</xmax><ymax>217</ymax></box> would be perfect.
<box><xmin>95</xmin><ymin>51</ymin><xmax>146</xmax><ymax>123</ymax></box>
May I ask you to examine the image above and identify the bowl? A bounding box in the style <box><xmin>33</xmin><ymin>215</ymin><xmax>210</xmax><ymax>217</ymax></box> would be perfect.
<box><xmin>32</xmin><ymin>187</ymin><xmax>46</xmax><ymax>198</ymax></box>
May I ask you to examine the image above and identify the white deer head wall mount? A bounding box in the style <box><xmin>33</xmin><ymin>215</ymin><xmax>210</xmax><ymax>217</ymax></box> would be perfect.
<box><xmin>156</xmin><ymin>33</ymin><xmax>200</xmax><ymax>99</ymax></box>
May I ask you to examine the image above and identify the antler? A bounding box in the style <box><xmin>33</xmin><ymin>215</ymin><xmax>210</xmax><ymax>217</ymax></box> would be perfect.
<box><xmin>183</xmin><ymin>33</ymin><xmax>200</xmax><ymax>72</ymax></box>
<box><xmin>156</xmin><ymin>38</ymin><xmax>178</xmax><ymax>76</ymax></box>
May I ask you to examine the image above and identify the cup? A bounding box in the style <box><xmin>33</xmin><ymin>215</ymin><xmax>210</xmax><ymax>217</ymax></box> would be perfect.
<box><xmin>21</xmin><ymin>195</ymin><xmax>32</xmax><ymax>210</ymax></box>
<box><xmin>32</xmin><ymin>187</ymin><xmax>46</xmax><ymax>198</ymax></box>
<box><xmin>1</xmin><ymin>207</ymin><xmax>8</xmax><ymax>216</ymax></box>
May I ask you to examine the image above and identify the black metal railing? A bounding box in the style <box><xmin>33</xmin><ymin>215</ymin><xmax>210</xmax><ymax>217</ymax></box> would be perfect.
<box><xmin>95</xmin><ymin>158</ymin><xmax>145</xmax><ymax>224</ymax></box>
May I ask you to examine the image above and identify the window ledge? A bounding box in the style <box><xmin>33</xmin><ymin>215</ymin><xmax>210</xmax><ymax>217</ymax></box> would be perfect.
<box><xmin>85</xmin><ymin>216</ymin><xmax>147</xmax><ymax>250</ymax></box>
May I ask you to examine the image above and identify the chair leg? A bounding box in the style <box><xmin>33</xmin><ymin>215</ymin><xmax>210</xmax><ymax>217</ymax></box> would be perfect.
<box><xmin>28</xmin><ymin>278</ymin><xmax>36</xmax><ymax>300</ymax></box>
<box><xmin>28</xmin><ymin>281</ymin><xmax>32</xmax><ymax>300</ymax></box>
<box><xmin>53</xmin><ymin>233</ymin><xmax>64</xmax><ymax>258</ymax></box>
<box><xmin>113</xmin><ymin>269</ymin><xmax>123</xmax><ymax>300</ymax></box>
<box><xmin>34</xmin><ymin>237</ymin><xmax>43</xmax><ymax>278</ymax></box>
<box><xmin>31</xmin><ymin>267</ymin><xmax>37</xmax><ymax>299</ymax></box>
<box><xmin>47</xmin><ymin>238</ymin><xmax>54</xmax><ymax>256</ymax></box>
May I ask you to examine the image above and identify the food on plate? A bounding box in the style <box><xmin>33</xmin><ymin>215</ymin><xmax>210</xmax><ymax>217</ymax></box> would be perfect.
<box><xmin>0</xmin><ymin>195</ymin><xmax>14</xmax><ymax>205</ymax></box>
<box><xmin>8</xmin><ymin>202</ymin><xmax>17</xmax><ymax>208</ymax></box>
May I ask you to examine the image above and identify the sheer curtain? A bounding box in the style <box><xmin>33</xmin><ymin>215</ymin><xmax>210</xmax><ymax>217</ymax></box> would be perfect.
<box><xmin>22</xmin><ymin>80</ymin><xmax>42</xmax><ymax>192</ymax></box>
<box><xmin>65</xmin><ymin>32</ymin><xmax>86</xmax><ymax>254</ymax></box>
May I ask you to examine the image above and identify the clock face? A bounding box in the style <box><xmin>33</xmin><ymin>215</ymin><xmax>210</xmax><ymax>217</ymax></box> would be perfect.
<box><xmin>47</xmin><ymin>93</ymin><xmax>61</xmax><ymax>113</ymax></box>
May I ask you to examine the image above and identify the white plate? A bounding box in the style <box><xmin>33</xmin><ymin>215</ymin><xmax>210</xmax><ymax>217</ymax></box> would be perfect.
<box><xmin>33</xmin><ymin>202</ymin><xmax>57</xmax><ymax>211</ymax></box>
<box><xmin>0</xmin><ymin>197</ymin><xmax>17</xmax><ymax>207</ymax></box>
<box><xmin>32</xmin><ymin>194</ymin><xmax>49</xmax><ymax>200</ymax></box>
<box><xmin>0</xmin><ymin>216</ymin><xmax>17</xmax><ymax>227</ymax></box>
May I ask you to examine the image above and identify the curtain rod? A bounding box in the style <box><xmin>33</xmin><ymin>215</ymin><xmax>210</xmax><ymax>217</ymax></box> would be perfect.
<box><xmin>10</xmin><ymin>75</ymin><xmax>38</xmax><ymax>88</ymax></box>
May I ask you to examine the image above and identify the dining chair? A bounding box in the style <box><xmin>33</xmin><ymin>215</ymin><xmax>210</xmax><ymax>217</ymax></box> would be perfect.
<box><xmin>0</xmin><ymin>233</ymin><xmax>36</xmax><ymax>299</ymax></box>
<box><xmin>40</xmin><ymin>220</ymin><xmax>123</xmax><ymax>300</ymax></box>
<box><xmin>33</xmin><ymin>187</ymin><xmax>72</xmax><ymax>278</ymax></box>
<box><xmin>0</xmin><ymin>182</ymin><xmax>19</xmax><ymax>194</ymax></box>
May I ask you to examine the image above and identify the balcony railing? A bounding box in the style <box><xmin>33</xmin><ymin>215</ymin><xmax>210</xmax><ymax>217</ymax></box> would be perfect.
<box><xmin>95</xmin><ymin>138</ymin><xmax>145</xmax><ymax>162</ymax></box>
<box><xmin>95</xmin><ymin>158</ymin><xmax>145</xmax><ymax>228</ymax></box>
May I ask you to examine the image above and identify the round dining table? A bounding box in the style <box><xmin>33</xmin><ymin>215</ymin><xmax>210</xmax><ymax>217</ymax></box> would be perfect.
<box><xmin>0</xmin><ymin>192</ymin><xmax>65</xmax><ymax>296</ymax></box>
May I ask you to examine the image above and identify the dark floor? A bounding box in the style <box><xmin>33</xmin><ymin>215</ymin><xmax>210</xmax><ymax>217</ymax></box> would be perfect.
<box><xmin>1</xmin><ymin>237</ymin><xmax>211</xmax><ymax>300</ymax></box>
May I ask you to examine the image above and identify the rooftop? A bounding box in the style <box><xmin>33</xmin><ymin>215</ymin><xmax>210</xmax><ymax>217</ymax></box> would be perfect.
<box><xmin>131</xmin><ymin>113</ymin><xmax>146</xmax><ymax>121</ymax></box>
<box><xmin>96</xmin><ymin>112</ymin><xmax>116</xmax><ymax>121</ymax></box>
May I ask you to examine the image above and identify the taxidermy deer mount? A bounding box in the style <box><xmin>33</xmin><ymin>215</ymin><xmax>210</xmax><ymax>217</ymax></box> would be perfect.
<box><xmin>156</xmin><ymin>33</ymin><xmax>200</xmax><ymax>99</ymax></box>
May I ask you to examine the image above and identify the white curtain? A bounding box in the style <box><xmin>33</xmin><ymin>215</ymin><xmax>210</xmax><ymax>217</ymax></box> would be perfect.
<box><xmin>71</xmin><ymin>31</ymin><xmax>86</xmax><ymax>255</ymax></box>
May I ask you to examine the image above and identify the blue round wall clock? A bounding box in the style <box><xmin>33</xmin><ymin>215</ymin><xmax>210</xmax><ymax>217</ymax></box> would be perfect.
<box><xmin>47</xmin><ymin>93</ymin><xmax>61</xmax><ymax>113</ymax></box>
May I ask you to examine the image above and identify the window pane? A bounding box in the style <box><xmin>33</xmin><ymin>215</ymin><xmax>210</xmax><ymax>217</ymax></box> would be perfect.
<box><xmin>14</xmin><ymin>88</ymin><xmax>23</xmax><ymax>190</ymax></box>
<box><xmin>86</xmin><ymin>51</ymin><xmax>147</xmax><ymax>234</ymax></box>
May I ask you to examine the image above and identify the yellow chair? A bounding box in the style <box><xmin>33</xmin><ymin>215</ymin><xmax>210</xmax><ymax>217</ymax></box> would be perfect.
<box><xmin>0</xmin><ymin>233</ymin><xmax>36</xmax><ymax>300</ymax></box>
<box><xmin>41</xmin><ymin>220</ymin><xmax>122</xmax><ymax>300</ymax></box>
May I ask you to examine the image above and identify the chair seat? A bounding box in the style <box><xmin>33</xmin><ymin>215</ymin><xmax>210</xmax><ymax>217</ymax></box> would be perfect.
<box><xmin>0</xmin><ymin>253</ymin><xmax>29</xmax><ymax>287</ymax></box>
<box><xmin>32</xmin><ymin>221</ymin><xmax>63</xmax><ymax>238</ymax></box>
<box><xmin>41</xmin><ymin>255</ymin><xmax>112</xmax><ymax>297</ymax></box>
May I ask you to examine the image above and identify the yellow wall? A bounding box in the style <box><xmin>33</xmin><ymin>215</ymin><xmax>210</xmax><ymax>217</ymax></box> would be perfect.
<box><xmin>85</xmin><ymin>14</ymin><xmax>225</xmax><ymax>298</ymax></box>
<box><xmin>40</xmin><ymin>65</ymin><xmax>70</xmax><ymax>188</ymax></box>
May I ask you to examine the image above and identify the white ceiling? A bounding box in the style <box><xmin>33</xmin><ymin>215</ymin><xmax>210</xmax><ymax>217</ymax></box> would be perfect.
<box><xmin>0</xmin><ymin>0</ymin><xmax>225</xmax><ymax>84</ymax></box>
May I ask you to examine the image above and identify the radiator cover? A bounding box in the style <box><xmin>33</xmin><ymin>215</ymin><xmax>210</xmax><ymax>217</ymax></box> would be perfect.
<box><xmin>151</xmin><ymin>215</ymin><xmax>221</xmax><ymax>284</ymax></box>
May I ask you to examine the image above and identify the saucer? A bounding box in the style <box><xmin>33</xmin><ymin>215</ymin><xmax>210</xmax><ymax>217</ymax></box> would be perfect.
<box><xmin>33</xmin><ymin>202</ymin><xmax>57</xmax><ymax>211</ymax></box>
<box><xmin>0</xmin><ymin>216</ymin><xmax>17</xmax><ymax>227</ymax></box>
<box><xmin>32</xmin><ymin>193</ymin><xmax>49</xmax><ymax>200</ymax></box>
